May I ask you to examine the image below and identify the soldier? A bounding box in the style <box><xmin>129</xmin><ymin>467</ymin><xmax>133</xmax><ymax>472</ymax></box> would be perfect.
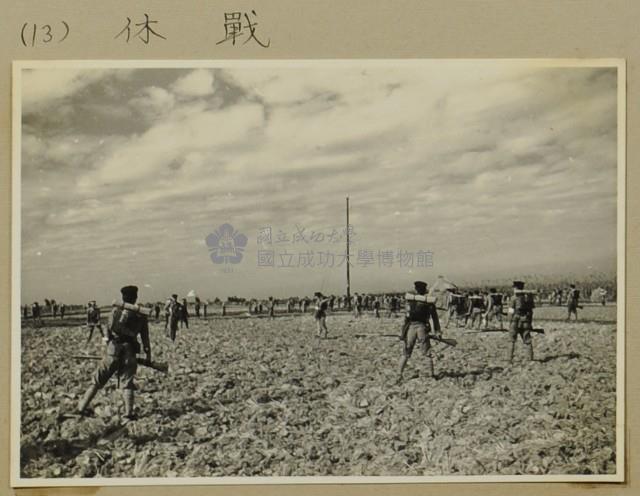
<box><xmin>314</xmin><ymin>292</ymin><xmax>330</xmax><ymax>338</ymax></box>
<box><xmin>567</xmin><ymin>284</ymin><xmax>580</xmax><ymax>321</ymax></box>
<box><xmin>31</xmin><ymin>302</ymin><xmax>42</xmax><ymax>326</ymax></box>
<box><xmin>180</xmin><ymin>298</ymin><xmax>189</xmax><ymax>329</ymax></box>
<box><xmin>302</xmin><ymin>297</ymin><xmax>310</xmax><ymax>313</ymax></box>
<box><xmin>154</xmin><ymin>302</ymin><xmax>161</xmax><ymax>321</ymax></box>
<box><xmin>466</xmin><ymin>291</ymin><xmax>485</xmax><ymax>329</ymax></box>
<box><xmin>85</xmin><ymin>301</ymin><xmax>106</xmax><ymax>345</ymax></box>
<box><xmin>165</xmin><ymin>294</ymin><xmax>180</xmax><ymax>342</ymax></box>
<box><xmin>373</xmin><ymin>297</ymin><xmax>381</xmax><ymax>318</ymax></box>
<box><xmin>268</xmin><ymin>296</ymin><xmax>276</xmax><ymax>319</ymax></box>
<box><xmin>52</xmin><ymin>302</ymin><xmax>59</xmax><ymax>318</ymax></box>
<box><xmin>443</xmin><ymin>288</ymin><xmax>459</xmax><ymax>328</ymax></box>
<box><xmin>77</xmin><ymin>285</ymin><xmax>151</xmax><ymax>420</ymax></box>
<box><xmin>353</xmin><ymin>293</ymin><xmax>362</xmax><ymax>318</ymax></box>
<box><xmin>22</xmin><ymin>304</ymin><xmax>28</xmax><ymax>320</ymax></box>
<box><xmin>203</xmin><ymin>300</ymin><xmax>208</xmax><ymax>318</ymax></box>
<box><xmin>385</xmin><ymin>294</ymin><xmax>397</xmax><ymax>318</ymax></box>
<box><xmin>194</xmin><ymin>297</ymin><xmax>201</xmax><ymax>318</ymax></box>
<box><xmin>59</xmin><ymin>303</ymin><xmax>66</xmax><ymax>319</ymax></box>
<box><xmin>507</xmin><ymin>280</ymin><xmax>535</xmax><ymax>363</ymax></box>
<box><xmin>484</xmin><ymin>288</ymin><xmax>504</xmax><ymax>329</ymax></box>
<box><xmin>397</xmin><ymin>281</ymin><xmax>441</xmax><ymax>384</ymax></box>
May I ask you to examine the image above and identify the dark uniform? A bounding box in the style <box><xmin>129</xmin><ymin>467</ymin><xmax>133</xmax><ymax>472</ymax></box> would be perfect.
<box><xmin>268</xmin><ymin>297</ymin><xmax>276</xmax><ymax>319</ymax></box>
<box><xmin>180</xmin><ymin>299</ymin><xmax>189</xmax><ymax>328</ymax></box>
<box><xmin>31</xmin><ymin>302</ymin><xmax>42</xmax><ymax>325</ymax></box>
<box><xmin>78</xmin><ymin>285</ymin><xmax>151</xmax><ymax>419</ymax></box>
<box><xmin>508</xmin><ymin>281</ymin><xmax>535</xmax><ymax>363</ymax></box>
<box><xmin>165</xmin><ymin>295</ymin><xmax>180</xmax><ymax>341</ymax></box>
<box><xmin>567</xmin><ymin>285</ymin><xmax>580</xmax><ymax>320</ymax></box>
<box><xmin>314</xmin><ymin>292</ymin><xmax>329</xmax><ymax>338</ymax></box>
<box><xmin>397</xmin><ymin>281</ymin><xmax>441</xmax><ymax>383</ymax></box>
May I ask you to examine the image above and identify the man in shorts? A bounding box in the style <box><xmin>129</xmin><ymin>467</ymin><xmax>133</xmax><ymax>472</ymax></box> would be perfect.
<box><xmin>507</xmin><ymin>280</ymin><xmax>535</xmax><ymax>363</ymax></box>
<box><xmin>397</xmin><ymin>281</ymin><xmax>441</xmax><ymax>384</ymax></box>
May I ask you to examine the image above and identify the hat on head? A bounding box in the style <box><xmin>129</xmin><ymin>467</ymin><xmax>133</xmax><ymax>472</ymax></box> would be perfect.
<box><xmin>414</xmin><ymin>280</ymin><xmax>428</xmax><ymax>291</ymax></box>
<box><xmin>120</xmin><ymin>285</ymin><xmax>138</xmax><ymax>301</ymax></box>
<box><xmin>171</xmin><ymin>294</ymin><xmax>178</xmax><ymax>299</ymax></box>
<box><xmin>570</xmin><ymin>284</ymin><xmax>576</xmax><ymax>288</ymax></box>
<box><xmin>314</xmin><ymin>292</ymin><xmax>324</xmax><ymax>298</ymax></box>
<box><xmin>513</xmin><ymin>281</ymin><xmax>525</xmax><ymax>290</ymax></box>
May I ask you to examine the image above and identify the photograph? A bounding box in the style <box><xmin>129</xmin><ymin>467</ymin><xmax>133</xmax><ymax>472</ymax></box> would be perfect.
<box><xmin>12</xmin><ymin>59</ymin><xmax>624</xmax><ymax>485</ymax></box>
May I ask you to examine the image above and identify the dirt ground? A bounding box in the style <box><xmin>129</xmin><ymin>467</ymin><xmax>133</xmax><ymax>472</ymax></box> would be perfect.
<box><xmin>19</xmin><ymin>304</ymin><xmax>618</xmax><ymax>478</ymax></box>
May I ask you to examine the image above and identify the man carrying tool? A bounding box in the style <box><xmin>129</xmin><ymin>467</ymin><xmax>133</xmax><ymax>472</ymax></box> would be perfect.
<box><xmin>397</xmin><ymin>281</ymin><xmax>441</xmax><ymax>384</ymax></box>
<box><xmin>77</xmin><ymin>285</ymin><xmax>151</xmax><ymax>421</ymax></box>
<box><xmin>507</xmin><ymin>280</ymin><xmax>536</xmax><ymax>364</ymax></box>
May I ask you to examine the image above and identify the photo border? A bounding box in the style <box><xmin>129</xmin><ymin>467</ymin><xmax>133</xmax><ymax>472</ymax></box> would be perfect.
<box><xmin>10</xmin><ymin>58</ymin><xmax>627</xmax><ymax>487</ymax></box>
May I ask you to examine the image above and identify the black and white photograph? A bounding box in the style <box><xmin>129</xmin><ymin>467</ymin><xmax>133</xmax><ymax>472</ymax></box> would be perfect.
<box><xmin>12</xmin><ymin>60</ymin><xmax>625</xmax><ymax>485</ymax></box>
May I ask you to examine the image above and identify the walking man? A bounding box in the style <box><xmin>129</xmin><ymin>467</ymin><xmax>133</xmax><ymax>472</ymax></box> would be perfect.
<box><xmin>77</xmin><ymin>285</ymin><xmax>151</xmax><ymax>421</ymax></box>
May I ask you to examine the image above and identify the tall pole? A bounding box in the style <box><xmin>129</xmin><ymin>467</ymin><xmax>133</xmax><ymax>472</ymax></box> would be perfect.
<box><xmin>346</xmin><ymin>196</ymin><xmax>351</xmax><ymax>311</ymax></box>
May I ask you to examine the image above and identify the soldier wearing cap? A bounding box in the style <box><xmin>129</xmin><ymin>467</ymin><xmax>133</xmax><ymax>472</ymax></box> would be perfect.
<box><xmin>507</xmin><ymin>280</ymin><xmax>535</xmax><ymax>363</ymax></box>
<box><xmin>85</xmin><ymin>300</ymin><xmax>106</xmax><ymax>345</ymax></box>
<box><xmin>397</xmin><ymin>281</ymin><xmax>441</xmax><ymax>384</ymax></box>
<box><xmin>78</xmin><ymin>285</ymin><xmax>151</xmax><ymax>420</ymax></box>
<box><xmin>314</xmin><ymin>292</ymin><xmax>330</xmax><ymax>338</ymax></box>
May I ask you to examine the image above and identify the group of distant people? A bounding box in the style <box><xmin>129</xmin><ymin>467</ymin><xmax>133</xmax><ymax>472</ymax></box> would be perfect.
<box><xmin>443</xmin><ymin>284</ymin><xmax>583</xmax><ymax>329</ymax></box>
<box><xmin>21</xmin><ymin>301</ymin><xmax>67</xmax><ymax>325</ymax></box>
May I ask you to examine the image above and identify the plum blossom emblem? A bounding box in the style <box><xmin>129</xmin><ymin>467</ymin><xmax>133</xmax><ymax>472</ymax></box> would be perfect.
<box><xmin>206</xmin><ymin>223</ymin><xmax>248</xmax><ymax>264</ymax></box>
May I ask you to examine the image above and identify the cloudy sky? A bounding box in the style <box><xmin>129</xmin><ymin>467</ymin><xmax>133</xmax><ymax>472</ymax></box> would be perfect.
<box><xmin>20</xmin><ymin>62</ymin><xmax>619</xmax><ymax>303</ymax></box>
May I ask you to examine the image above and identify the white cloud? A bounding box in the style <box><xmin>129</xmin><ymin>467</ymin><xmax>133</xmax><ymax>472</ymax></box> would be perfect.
<box><xmin>171</xmin><ymin>69</ymin><xmax>215</xmax><ymax>97</ymax></box>
<box><xmin>20</xmin><ymin>64</ymin><xmax>619</xmax><ymax>302</ymax></box>
<box><xmin>130</xmin><ymin>86</ymin><xmax>176</xmax><ymax>117</ymax></box>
